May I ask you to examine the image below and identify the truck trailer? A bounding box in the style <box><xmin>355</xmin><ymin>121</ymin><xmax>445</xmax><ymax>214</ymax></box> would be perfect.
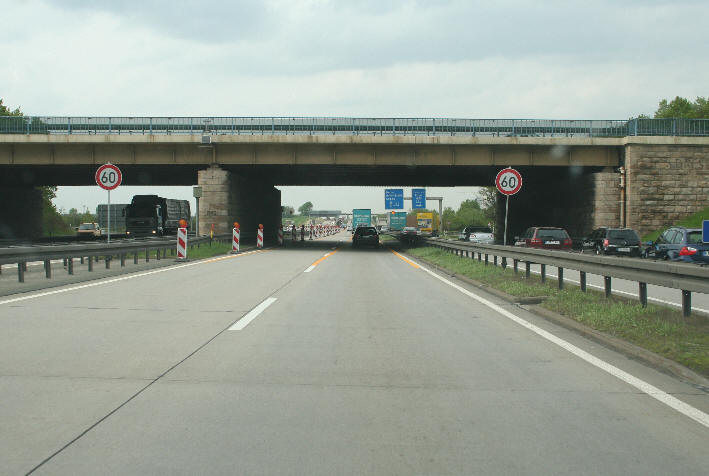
<box><xmin>124</xmin><ymin>195</ymin><xmax>191</xmax><ymax>236</ymax></box>
<box><xmin>352</xmin><ymin>209</ymin><xmax>372</xmax><ymax>230</ymax></box>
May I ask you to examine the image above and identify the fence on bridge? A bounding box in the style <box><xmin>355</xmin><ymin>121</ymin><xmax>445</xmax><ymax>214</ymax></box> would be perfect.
<box><xmin>2</xmin><ymin>116</ymin><xmax>708</xmax><ymax>137</ymax></box>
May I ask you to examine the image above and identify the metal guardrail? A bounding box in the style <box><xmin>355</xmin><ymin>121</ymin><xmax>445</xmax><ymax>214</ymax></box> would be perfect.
<box><xmin>423</xmin><ymin>238</ymin><xmax>709</xmax><ymax>317</ymax></box>
<box><xmin>0</xmin><ymin>234</ymin><xmax>232</xmax><ymax>283</ymax></box>
<box><xmin>1</xmin><ymin>116</ymin><xmax>708</xmax><ymax>137</ymax></box>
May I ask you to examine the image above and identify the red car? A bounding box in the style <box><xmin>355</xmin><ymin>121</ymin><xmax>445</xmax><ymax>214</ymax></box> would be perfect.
<box><xmin>514</xmin><ymin>227</ymin><xmax>573</xmax><ymax>250</ymax></box>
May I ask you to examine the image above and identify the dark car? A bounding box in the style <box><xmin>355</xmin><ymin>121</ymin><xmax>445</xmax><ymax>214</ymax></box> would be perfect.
<box><xmin>645</xmin><ymin>227</ymin><xmax>709</xmax><ymax>264</ymax></box>
<box><xmin>581</xmin><ymin>227</ymin><xmax>642</xmax><ymax>257</ymax></box>
<box><xmin>352</xmin><ymin>226</ymin><xmax>379</xmax><ymax>248</ymax></box>
<box><xmin>400</xmin><ymin>226</ymin><xmax>421</xmax><ymax>245</ymax></box>
<box><xmin>514</xmin><ymin>227</ymin><xmax>572</xmax><ymax>250</ymax></box>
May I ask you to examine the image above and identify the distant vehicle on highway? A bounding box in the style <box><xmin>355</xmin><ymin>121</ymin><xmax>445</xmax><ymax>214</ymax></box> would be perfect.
<box><xmin>644</xmin><ymin>227</ymin><xmax>709</xmax><ymax>264</ymax></box>
<box><xmin>581</xmin><ymin>227</ymin><xmax>642</xmax><ymax>257</ymax></box>
<box><xmin>514</xmin><ymin>227</ymin><xmax>572</xmax><ymax>250</ymax></box>
<box><xmin>459</xmin><ymin>226</ymin><xmax>494</xmax><ymax>244</ymax></box>
<box><xmin>400</xmin><ymin>226</ymin><xmax>421</xmax><ymax>245</ymax></box>
<box><xmin>75</xmin><ymin>222</ymin><xmax>101</xmax><ymax>238</ymax></box>
<box><xmin>352</xmin><ymin>226</ymin><xmax>379</xmax><ymax>248</ymax></box>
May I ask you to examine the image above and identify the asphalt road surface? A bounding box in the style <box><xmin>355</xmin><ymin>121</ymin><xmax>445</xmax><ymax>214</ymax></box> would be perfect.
<box><xmin>2</xmin><ymin>231</ymin><xmax>708</xmax><ymax>475</ymax></box>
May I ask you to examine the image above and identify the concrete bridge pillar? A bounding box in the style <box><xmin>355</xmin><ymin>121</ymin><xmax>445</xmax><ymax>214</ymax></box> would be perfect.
<box><xmin>0</xmin><ymin>187</ymin><xmax>44</xmax><ymax>240</ymax></box>
<box><xmin>197</xmin><ymin>166</ymin><xmax>282</xmax><ymax>244</ymax></box>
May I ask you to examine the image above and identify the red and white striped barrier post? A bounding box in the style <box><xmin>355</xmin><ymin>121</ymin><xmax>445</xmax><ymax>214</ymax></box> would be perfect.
<box><xmin>278</xmin><ymin>225</ymin><xmax>284</xmax><ymax>246</ymax></box>
<box><xmin>257</xmin><ymin>224</ymin><xmax>264</xmax><ymax>248</ymax></box>
<box><xmin>177</xmin><ymin>224</ymin><xmax>188</xmax><ymax>260</ymax></box>
<box><xmin>232</xmin><ymin>222</ymin><xmax>240</xmax><ymax>254</ymax></box>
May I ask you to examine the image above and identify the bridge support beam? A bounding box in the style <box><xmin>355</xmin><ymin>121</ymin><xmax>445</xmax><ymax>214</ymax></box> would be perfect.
<box><xmin>198</xmin><ymin>166</ymin><xmax>281</xmax><ymax>244</ymax></box>
<box><xmin>0</xmin><ymin>187</ymin><xmax>44</xmax><ymax>240</ymax></box>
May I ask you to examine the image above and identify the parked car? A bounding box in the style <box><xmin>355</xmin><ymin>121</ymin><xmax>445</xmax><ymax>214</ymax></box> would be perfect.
<box><xmin>352</xmin><ymin>226</ymin><xmax>379</xmax><ymax>248</ymax></box>
<box><xmin>645</xmin><ymin>227</ymin><xmax>709</xmax><ymax>264</ymax></box>
<box><xmin>459</xmin><ymin>225</ymin><xmax>494</xmax><ymax>242</ymax></box>
<box><xmin>581</xmin><ymin>227</ymin><xmax>642</xmax><ymax>257</ymax></box>
<box><xmin>467</xmin><ymin>227</ymin><xmax>494</xmax><ymax>244</ymax></box>
<box><xmin>514</xmin><ymin>227</ymin><xmax>572</xmax><ymax>250</ymax></box>
<box><xmin>75</xmin><ymin>222</ymin><xmax>101</xmax><ymax>238</ymax></box>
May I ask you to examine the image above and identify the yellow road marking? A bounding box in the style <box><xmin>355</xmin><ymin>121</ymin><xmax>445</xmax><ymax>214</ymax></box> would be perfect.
<box><xmin>390</xmin><ymin>249</ymin><xmax>420</xmax><ymax>269</ymax></box>
<box><xmin>304</xmin><ymin>248</ymin><xmax>339</xmax><ymax>272</ymax></box>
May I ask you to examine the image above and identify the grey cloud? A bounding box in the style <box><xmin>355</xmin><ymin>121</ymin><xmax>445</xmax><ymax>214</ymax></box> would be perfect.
<box><xmin>48</xmin><ymin>0</ymin><xmax>709</xmax><ymax>76</ymax></box>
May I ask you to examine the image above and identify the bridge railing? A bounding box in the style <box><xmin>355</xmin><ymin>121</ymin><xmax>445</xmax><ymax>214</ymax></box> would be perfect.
<box><xmin>2</xmin><ymin>116</ymin><xmax>709</xmax><ymax>137</ymax></box>
<box><xmin>629</xmin><ymin>118</ymin><xmax>709</xmax><ymax>136</ymax></box>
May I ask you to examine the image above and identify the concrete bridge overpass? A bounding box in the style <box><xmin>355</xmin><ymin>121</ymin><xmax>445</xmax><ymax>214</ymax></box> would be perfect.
<box><xmin>1</xmin><ymin>117</ymin><xmax>708</xmax><ymax>242</ymax></box>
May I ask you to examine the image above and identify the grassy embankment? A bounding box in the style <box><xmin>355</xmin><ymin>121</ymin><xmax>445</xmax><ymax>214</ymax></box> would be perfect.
<box><xmin>642</xmin><ymin>206</ymin><xmax>709</xmax><ymax>242</ymax></box>
<box><xmin>407</xmin><ymin>246</ymin><xmax>709</xmax><ymax>376</ymax></box>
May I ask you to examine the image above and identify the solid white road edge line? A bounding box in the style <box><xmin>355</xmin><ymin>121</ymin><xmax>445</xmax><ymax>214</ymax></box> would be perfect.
<box><xmin>409</xmin><ymin>257</ymin><xmax>709</xmax><ymax>430</ymax></box>
<box><xmin>229</xmin><ymin>297</ymin><xmax>277</xmax><ymax>330</ymax></box>
<box><xmin>0</xmin><ymin>249</ymin><xmax>265</xmax><ymax>306</ymax></box>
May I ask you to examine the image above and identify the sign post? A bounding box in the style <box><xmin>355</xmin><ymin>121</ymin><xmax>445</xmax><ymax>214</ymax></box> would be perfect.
<box><xmin>495</xmin><ymin>167</ymin><xmax>523</xmax><ymax>245</ymax></box>
<box><xmin>193</xmin><ymin>186</ymin><xmax>202</xmax><ymax>237</ymax></box>
<box><xmin>95</xmin><ymin>164</ymin><xmax>122</xmax><ymax>244</ymax></box>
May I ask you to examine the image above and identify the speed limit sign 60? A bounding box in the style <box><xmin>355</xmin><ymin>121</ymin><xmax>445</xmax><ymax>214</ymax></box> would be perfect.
<box><xmin>95</xmin><ymin>164</ymin><xmax>122</xmax><ymax>191</ymax></box>
<box><xmin>495</xmin><ymin>167</ymin><xmax>522</xmax><ymax>195</ymax></box>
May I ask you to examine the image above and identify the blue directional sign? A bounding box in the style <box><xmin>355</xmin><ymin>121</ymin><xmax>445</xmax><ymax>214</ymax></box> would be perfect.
<box><xmin>412</xmin><ymin>188</ymin><xmax>426</xmax><ymax>209</ymax></box>
<box><xmin>703</xmin><ymin>220</ymin><xmax>709</xmax><ymax>243</ymax></box>
<box><xmin>385</xmin><ymin>189</ymin><xmax>404</xmax><ymax>209</ymax></box>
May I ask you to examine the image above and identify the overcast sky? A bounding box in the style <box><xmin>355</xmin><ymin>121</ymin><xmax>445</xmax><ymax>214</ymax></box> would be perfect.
<box><xmin>2</xmin><ymin>0</ymin><xmax>708</xmax><ymax>214</ymax></box>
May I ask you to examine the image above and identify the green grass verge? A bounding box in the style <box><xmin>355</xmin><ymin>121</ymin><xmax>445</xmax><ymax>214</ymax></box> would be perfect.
<box><xmin>407</xmin><ymin>246</ymin><xmax>709</xmax><ymax>376</ymax></box>
<box><xmin>184</xmin><ymin>241</ymin><xmax>236</xmax><ymax>259</ymax></box>
<box><xmin>642</xmin><ymin>206</ymin><xmax>709</xmax><ymax>242</ymax></box>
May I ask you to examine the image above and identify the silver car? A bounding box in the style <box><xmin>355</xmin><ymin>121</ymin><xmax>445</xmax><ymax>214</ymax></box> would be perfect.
<box><xmin>466</xmin><ymin>226</ymin><xmax>494</xmax><ymax>244</ymax></box>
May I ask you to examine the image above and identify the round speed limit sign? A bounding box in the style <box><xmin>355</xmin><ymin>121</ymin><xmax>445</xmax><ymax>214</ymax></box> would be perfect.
<box><xmin>495</xmin><ymin>167</ymin><xmax>522</xmax><ymax>195</ymax></box>
<box><xmin>95</xmin><ymin>163</ymin><xmax>122</xmax><ymax>191</ymax></box>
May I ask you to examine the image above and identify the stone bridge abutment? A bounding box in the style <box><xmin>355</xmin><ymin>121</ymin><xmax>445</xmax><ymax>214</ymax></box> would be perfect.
<box><xmin>496</xmin><ymin>141</ymin><xmax>709</xmax><ymax>242</ymax></box>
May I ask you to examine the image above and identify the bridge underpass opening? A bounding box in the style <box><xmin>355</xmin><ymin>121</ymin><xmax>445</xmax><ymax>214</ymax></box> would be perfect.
<box><xmin>195</xmin><ymin>164</ymin><xmax>613</xmax><ymax>246</ymax></box>
<box><xmin>0</xmin><ymin>164</ymin><xmax>616</xmax><ymax>243</ymax></box>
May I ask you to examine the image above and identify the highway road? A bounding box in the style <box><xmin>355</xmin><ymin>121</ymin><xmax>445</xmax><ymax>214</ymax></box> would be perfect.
<box><xmin>2</xmin><ymin>231</ymin><xmax>708</xmax><ymax>475</ymax></box>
